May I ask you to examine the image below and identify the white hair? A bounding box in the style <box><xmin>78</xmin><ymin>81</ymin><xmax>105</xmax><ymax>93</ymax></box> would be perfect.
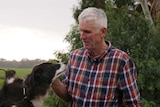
<box><xmin>78</xmin><ymin>7</ymin><xmax>107</xmax><ymax>29</ymax></box>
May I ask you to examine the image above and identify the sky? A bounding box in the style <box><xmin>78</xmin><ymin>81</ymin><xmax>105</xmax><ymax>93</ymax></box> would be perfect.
<box><xmin>0</xmin><ymin>0</ymin><xmax>78</xmax><ymax>61</ymax></box>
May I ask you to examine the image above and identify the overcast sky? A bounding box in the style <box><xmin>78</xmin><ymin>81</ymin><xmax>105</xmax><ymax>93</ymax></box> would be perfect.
<box><xmin>0</xmin><ymin>0</ymin><xmax>78</xmax><ymax>61</ymax></box>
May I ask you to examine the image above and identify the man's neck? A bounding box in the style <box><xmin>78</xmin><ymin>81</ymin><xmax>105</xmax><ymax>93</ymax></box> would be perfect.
<box><xmin>88</xmin><ymin>43</ymin><xmax>108</xmax><ymax>59</ymax></box>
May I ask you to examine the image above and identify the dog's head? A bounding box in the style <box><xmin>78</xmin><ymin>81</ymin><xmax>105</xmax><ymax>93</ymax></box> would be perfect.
<box><xmin>5</xmin><ymin>70</ymin><xmax>16</xmax><ymax>79</ymax></box>
<box><xmin>25</xmin><ymin>62</ymin><xmax>66</xmax><ymax>87</ymax></box>
<box><xmin>0</xmin><ymin>69</ymin><xmax>16</xmax><ymax>84</ymax></box>
<box><xmin>5</xmin><ymin>70</ymin><xmax>16</xmax><ymax>84</ymax></box>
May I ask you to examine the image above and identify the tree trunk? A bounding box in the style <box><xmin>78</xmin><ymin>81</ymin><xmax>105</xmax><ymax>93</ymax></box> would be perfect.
<box><xmin>139</xmin><ymin>0</ymin><xmax>155</xmax><ymax>28</ymax></box>
<box><xmin>150</xmin><ymin>0</ymin><xmax>160</xmax><ymax>22</ymax></box>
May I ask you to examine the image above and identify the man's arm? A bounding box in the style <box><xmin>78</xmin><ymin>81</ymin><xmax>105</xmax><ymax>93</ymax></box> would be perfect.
<box><xmin>51</xmin><ymin>79</ymin><xmax>70</xmax><ymax>102</ymax></box>
<box><xmin>121</xmin><ymin>59</ymin><xmax>141</xmax><ymax>106</ymax></box>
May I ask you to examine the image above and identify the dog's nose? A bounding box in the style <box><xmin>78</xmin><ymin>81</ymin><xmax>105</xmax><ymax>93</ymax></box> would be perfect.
<box><xmin>63</xmin><ymin>62</ymin><xmax>67</xmax><ymax>65</ymax></box>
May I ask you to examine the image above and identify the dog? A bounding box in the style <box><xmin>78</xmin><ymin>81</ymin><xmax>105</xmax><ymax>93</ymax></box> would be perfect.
<box><xmin>0</xmin><ymin>69</ymin><xmax>17</xmax><ymax>106</ymax></box>
<box><xmin>0</xmin><ymin>62</ymin><xmax>66</xmax><ymax>107</ymax></box>
<box><xmin>0</xmin><ymin>69</ymin><xmax>16</xmax><ymax>84</ymax></box>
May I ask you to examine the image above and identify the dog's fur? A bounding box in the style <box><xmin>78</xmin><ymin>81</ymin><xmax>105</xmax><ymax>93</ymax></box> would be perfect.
<box><xmin>0</xmin><ymin>62</ymin><xmax>66</xmax><ymax>107</ymax></box>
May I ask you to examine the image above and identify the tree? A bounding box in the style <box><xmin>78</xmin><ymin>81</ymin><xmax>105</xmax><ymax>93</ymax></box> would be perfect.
<box><xmin>150</xmin><ymin>0</ymin><xmax>160</xmax><ymax>22</ymax></box>
<box><xmin>139</xmin><ymin>0</ymin><xmax>154</xmax><ymax>28</ymax></box>
<box><xmin>65</xmin><ymin>25</ymin><xmax>82</xmax><ymax>51</ymax></box>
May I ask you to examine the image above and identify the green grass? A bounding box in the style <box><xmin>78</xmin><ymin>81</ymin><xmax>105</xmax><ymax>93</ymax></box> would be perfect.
<box><xmin>0</xmin><ymin>68</ymin><xmax>32</xmax><ymax>88</ymax></box>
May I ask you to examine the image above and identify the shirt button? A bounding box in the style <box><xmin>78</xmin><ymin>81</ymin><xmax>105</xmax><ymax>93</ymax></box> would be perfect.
<box><xmin>112</xmin><ymin>96</ymin><xmax>115</xmax><ymax>99</ymax></box>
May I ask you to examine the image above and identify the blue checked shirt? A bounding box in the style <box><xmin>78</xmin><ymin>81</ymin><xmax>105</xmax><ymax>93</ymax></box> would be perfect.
<box><xmin>63</xmin><ymin>41</ymin><xmax>141</xmax><ymax>107</ymax></box>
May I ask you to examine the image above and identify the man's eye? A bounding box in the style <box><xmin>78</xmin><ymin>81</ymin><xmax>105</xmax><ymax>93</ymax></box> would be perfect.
<box><xmin>80</xmin><ymin>30</ymin><xmax>91</xmax><ymax>34</ymax></box>
<box><xmin>85</xmin><ymin>30</ymin><xmax>91</xmax><ymax>33</ymax></box>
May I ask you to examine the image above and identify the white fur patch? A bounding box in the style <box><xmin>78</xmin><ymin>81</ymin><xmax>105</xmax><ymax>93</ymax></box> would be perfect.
<box><xmin>31</xmin><ymin>92</ymin><xmax>48</xmax><ymax>107</ymax></box>
<box><xmin>7</xmin><ymin>77</ymin><xmax>15</xmax><ymax>84</ymax></box>
<box><xmin>52</xmin><ymin>63</ymin><xmax>66</xmax><ymax>82</ymax></box>
<box><xmin>31</xmin><ymin>98</ymin><xmax>43</xmax><ymax>107</ymax></box>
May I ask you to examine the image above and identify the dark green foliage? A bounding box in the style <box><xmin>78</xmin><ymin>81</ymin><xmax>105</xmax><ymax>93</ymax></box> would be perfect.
<box><xmin>65</xmin><ymin>25</ymin><xmax>82</xmax><ymax>51</ymax></box>
<box><xmin>44</xmin><ymin>90</ymin><xmax>68</xmax><ymax>107</ymax></box>
<box><xmin>114</xmin><ymin>0</ymin><xmax>134</xmax><ymax>8</ymax></box>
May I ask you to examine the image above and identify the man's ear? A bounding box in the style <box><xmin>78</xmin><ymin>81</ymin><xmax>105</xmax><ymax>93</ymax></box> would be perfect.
<box><xmin>100</xmin><ymin>27</ymin><xmax>107</xmax><ymax>38</ymax></box>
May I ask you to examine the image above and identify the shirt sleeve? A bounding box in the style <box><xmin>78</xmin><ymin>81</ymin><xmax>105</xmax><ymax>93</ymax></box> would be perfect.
<box><xmin>62</xmin><ymin>63</ymin><xmax>69</xmax><ymax>88</ymax></box>
<box><xmin>62</xmin><ymin>56</ymin><xmax>71</xmax><ymax>88</ymax></box>
<box><xmin>119</xmin><ymin>59</ymin><xmax>141</xmax><ymax>107</ymax></box>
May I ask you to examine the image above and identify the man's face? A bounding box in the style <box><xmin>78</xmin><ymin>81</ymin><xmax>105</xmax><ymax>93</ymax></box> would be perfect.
<box><xmin>79</xmin><ymin>20</ymin><xmax>104</xmax><ymax>51</ymax></box>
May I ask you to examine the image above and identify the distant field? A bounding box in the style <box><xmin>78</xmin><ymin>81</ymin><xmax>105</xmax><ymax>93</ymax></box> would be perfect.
<box><xmin>0</xmin><ymin>68</ymin><xmax>32</xmax><ymax>88</ymax></box>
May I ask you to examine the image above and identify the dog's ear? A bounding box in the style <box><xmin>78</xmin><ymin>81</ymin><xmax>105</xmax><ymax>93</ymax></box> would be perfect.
<box><xmin>25</xmin><ymin>67</ymin><xmax>42</xmax><ymax>86</ymax></box>
<box><xmin>34</xmin><ymin>72</ymin><xmax>41</xmax><ymax>81</ymax></box>
<box><xmin>31</xmin><ymin>65</ymin><xmax>42</xmax><ymax>81</ymax></box>
<box><xmin>33</xmin><ymin>68</ymin><xmax>43</xmax><ymax>85</ymax></box>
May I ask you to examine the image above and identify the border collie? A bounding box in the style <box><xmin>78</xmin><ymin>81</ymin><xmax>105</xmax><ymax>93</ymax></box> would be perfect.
<box><xmin>0</xmin><ymin>62</ymin><xmax>66</xmax><ymax>107</ymax></box>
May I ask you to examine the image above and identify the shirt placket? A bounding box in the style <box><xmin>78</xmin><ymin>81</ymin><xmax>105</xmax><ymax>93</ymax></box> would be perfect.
<box><xmin>83</xmin><ymin>62</ymin><xmax>97</xmax><ymax>107</ymax></box>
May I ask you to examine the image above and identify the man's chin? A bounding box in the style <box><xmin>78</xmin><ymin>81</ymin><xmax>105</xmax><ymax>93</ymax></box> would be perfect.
<box><xmin>83</xmin><ymin>45</ymin><xmax>90</xmax><ymax>49</ymax></box>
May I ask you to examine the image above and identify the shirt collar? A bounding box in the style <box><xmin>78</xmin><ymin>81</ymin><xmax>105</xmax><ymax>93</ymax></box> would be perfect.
<box><xmin>86</xmin><ymin>40</ymin><xmax>112</xmax><ymax>64</ymax></box>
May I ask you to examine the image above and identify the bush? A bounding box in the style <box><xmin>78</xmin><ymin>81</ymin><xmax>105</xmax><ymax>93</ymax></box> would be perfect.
<box><xmin>44</xmin><ymin>89</ymin><xmax>68</xmax><ymax>107</ymax></box>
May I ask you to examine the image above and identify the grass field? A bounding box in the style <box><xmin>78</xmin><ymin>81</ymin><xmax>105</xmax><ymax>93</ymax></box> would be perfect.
<box><xmin>0</xmin><ymin>68</ymin><xmax>32</xmax><ymax>88</ymax></box>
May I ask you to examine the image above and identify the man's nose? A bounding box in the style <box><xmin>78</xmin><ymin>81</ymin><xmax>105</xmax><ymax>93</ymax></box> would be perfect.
<box><xmin>80</xmin><ymin>31</ymin><xmax>86</xmax><ymax>39</ymax></box>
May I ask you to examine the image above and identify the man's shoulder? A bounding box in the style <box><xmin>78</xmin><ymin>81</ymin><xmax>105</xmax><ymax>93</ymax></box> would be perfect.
<box><xmin>105</xmin><ymin>41</ymin><xmax>129</xmax><ymax>59</ymax></box>
<box><xmin>110</xmin><ymin>46</ymin><xmax>131</xmax><ymax>60</ymax></box>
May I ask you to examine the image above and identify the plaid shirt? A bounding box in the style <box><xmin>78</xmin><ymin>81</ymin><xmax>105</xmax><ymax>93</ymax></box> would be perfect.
<box><xmin>63</xmin><ymin>41</ymin><xmax>141</xmax><ymax>107</ymax></box>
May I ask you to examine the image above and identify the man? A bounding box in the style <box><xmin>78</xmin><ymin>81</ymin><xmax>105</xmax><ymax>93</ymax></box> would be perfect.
<box><xmin>52</xmin><ymin>7</ymin><xmax>141</xmax><ymax>107</ymax></box>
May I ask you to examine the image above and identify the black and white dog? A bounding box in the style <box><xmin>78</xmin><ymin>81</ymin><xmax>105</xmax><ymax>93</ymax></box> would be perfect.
<box><xmin>0</xmin><ymin>69</ymin><xmax>16</xmax><ymax>84</ymax></box>
<box><xmin>0</xmin><ymin>62</ymin><xmax>66</xmax><ymax>107</ymax></box>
